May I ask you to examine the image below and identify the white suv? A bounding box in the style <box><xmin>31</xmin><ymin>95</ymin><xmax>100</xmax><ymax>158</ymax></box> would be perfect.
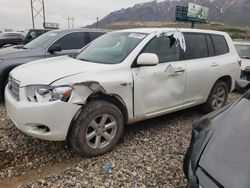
<box><xmin>5</xmin><ymin>28</ymin><xmax>241</xmax><ymax>156</ymax></box>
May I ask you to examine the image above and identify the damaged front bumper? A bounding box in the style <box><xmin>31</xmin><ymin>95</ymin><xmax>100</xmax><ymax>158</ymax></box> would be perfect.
<box><xmin>5</xmin><ymin>87</ymin><xmax>81</xmax><ymax>141</ymax></box>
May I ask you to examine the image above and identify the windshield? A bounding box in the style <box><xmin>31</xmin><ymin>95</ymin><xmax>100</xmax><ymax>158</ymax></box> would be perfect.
<box><xmin>24</xmin><ymin>31</ymin><xmax>60</xmax><ymax>49</ymax></box>
<box><xmin>235</xmin><ymin>44</ymin><xmax>250</xmax><ymax>58</ymax></box>
<box><xmin>76</xmin><ymin>32</ymin><xmax>147</xmax><ymax>64</ymax></box>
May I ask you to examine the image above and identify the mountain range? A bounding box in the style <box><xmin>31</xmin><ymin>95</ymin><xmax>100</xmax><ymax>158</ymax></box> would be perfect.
<box><xmin>97</xmin><ymin>0</ymin><xmax>250</xmax><ymax>26</ymax></box>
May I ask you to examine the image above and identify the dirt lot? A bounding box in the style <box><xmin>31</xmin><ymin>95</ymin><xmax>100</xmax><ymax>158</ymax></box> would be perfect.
<box><xmin>0</xmin><ymin>92</ymin><xmax>241</xmax><ymax>188</ymax></box>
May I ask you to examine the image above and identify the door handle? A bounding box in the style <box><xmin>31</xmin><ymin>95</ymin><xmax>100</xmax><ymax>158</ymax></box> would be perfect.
<box><xmin>211</xmin><ymin>62</ymin><xmax>219</xmax><ymax>67</ymax></box>
<box><xmin>174</xmin><ymin>67</ymin><xmax>185</xmax><ymax>73</ymax></box>
<box><xmin>164</xmin><ymin>65</ymin><xmax>185</xmax><ymax>76</ymax></box>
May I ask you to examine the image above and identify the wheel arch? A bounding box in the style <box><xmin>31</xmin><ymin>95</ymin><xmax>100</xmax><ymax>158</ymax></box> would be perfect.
<box><xmin>66</xmin><ymin>92</ymin><xmax>129</xmax><ymax>142</ymax></box>
<box><xmin>85</xmin><ymin>93</ymin><xmax>129</xmax><ymax>124</ymax></box>
<box><xmin>216</xmin><ymin>75</ymin><xmax>232</xmax><ymax>92</ymax></box>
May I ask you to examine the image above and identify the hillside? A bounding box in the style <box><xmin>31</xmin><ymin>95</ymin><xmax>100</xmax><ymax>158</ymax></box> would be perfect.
<box><xmin>97</xmin><ymin>0</ymin><xmax>250</xmax><ymax>26</ymax></box>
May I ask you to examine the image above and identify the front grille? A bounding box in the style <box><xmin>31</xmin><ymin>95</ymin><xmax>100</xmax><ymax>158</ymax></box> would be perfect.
<box><xmin>8</xmin><ymin>75</ymin><xmax>20</xmax><ymax>101</ymax></box>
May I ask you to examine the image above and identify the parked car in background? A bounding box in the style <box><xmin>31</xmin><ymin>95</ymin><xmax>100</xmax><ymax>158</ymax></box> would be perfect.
<box><xmin>22</xmin><ymin>29</ymin><xmax>50</xmax><ymax>44</ymax></box>
<box><xmin>0</xmin><ymin>32</ymin><xmax>23</xmax><ymax>48</ymax></box>
<box><xmin>0</xmin><ymin>28</ymin><xmax>109</xmax><ymax>100</ymax></box>
<box><xmin>184</xmin><ymin>79</ymin><xmax>250</xmax><ymax>188</ymax></box>
<box><xmin>5</xmin><ymin>28</ymin><xmax>240</xmax><ymax>157</ymax></box>
<box><xmin>234</xmin><ymin>41</ymin><xmax>250</xmax><ymax>80</ymax></box>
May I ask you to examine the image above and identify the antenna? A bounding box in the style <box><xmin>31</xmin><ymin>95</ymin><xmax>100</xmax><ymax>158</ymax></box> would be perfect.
<box><xmin>30</xmin><ymin>0</ymin><xmax>46</xmax><ymax>29</ymax></box>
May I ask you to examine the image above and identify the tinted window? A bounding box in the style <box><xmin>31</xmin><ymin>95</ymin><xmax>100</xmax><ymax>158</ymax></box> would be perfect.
<box><xmin>211</xmin><ymin>35</ymin><xmax>229</xmax><ymax>55</ymax></box>
<box><xmin>53</xmin><ymin>32</ymin><xmax>85</xmax><ymax>50</ymax></box>
<box><xmin>88</xmin><ymin>32</ymin><xmax>105</xmax><ymax>41</ymax></box>
<box><xmin>184</xmin><ymin>33</ymin><xmax>208</xmax><ymax>60</ymax></box>
<box><xmin>142</xmin><ymin>35</ymin><xmax>181</xmax><ymax>63</ymax></box>
<box><xmin>206</xmin><ymin>35</ymin><xmax>215</xmax><ymax>56</ymax></box>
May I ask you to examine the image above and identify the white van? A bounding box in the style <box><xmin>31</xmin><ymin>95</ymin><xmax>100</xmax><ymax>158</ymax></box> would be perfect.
<box><xmin>5</xmin><ymin>28</ymin><xmax>241</xmax><ymax>156</ymax></box>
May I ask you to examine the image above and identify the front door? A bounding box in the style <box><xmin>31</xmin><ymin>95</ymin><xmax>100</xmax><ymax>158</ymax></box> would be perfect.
<box><xmin>132</xmin><ymin>33</ymin><xmax>186</xmax><ymax>120</ymax></box>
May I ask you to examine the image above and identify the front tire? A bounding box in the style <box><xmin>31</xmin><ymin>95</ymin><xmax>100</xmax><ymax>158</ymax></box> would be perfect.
<box><xmin>202</xmin><ymin>80</ymin><xmax>229</xmax><ymax>113</ymax></box>
<box><xmin>69</xmin><ymin>100</ymin><xmax>124</xmax><ymax>157</ymax></box>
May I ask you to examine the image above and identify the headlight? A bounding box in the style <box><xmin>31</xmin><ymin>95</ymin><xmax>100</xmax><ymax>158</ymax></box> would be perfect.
<box><xmin>26</xmin><ymin>85</ymin><xmax>72</xmax><ymax>102</ymax></box>
<box><xmin>0</xmin><ymin>59</ymin><xmax>4</xmax><ymax>63</ymax></box>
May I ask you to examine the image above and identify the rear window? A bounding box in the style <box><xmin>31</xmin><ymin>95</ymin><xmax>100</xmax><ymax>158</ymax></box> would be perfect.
<box><xmin>183</xmin><ymin>33</ymin><xmax>208</xmax><ymax>60</ymax></box>
<box><xmin>211</xmin><ymin>35</ymin><xmax>229</xmax><ymax>55</ymax></box>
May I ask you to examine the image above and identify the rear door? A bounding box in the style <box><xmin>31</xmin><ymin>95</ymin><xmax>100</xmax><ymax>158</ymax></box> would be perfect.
<box><xmin>183</xmin><ymin>33</ymin><xmax>220</xmax><ymax>107</ymax></box>
<box><xmin>132</xmin><ymin>32</ymin><xmax>186</xmax><ymax>120</ymax></box>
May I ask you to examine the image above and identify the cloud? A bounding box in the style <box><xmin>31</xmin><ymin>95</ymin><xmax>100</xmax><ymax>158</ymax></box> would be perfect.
<box><xmin>0</xmin><ymin>0</ymin><xmax>153</xmax><ymax>31</ymax></box>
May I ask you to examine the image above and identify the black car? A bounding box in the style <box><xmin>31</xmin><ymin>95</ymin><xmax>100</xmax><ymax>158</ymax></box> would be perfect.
<box><xmin>184</xmin><ymin>80</ymin><xmax>250</xmax><ymax>188</ymax></box>
<box><xmin>22</xmin><ymin>29</ymin><xmax>50</xmax><ymax>44</ymax></box>
<box><xmin>0</xmin><ymin>28</ymin><xmax>109</xmax><ymax>100</ymax></box>
<box><xmin>0</xmin><ymin>32</ymin><xmax>23</xmax><ymax>48</ymax></box>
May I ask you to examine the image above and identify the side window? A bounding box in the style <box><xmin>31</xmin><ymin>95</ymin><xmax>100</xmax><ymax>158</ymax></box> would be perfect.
<box><xmin>142</xmin><ymin>35</ymin><xmax>181</xmax><ymax>63</ymax></box>
<box><xmin>206</xmin><ymin>35</ymin><xmax>215</xmax><ymax>56</ymax></box>
<box><xmin>52</xmin><ymin>32</ymin><xmax>85</xmax><ymax>50</ymax></box>
<box><xmin>183</xmin><ymin>33</ymin><xmax>208</xmax><ymax>60</ymax></box>
<box><xmin>211</xmin><ymin>35</ymin><xmax>229</xmax><ymax>55</ymax></box>
<box><xmin>88</xmin><ymin>32</ymin><xmax>104</xmax><ymax>41</ymax></box>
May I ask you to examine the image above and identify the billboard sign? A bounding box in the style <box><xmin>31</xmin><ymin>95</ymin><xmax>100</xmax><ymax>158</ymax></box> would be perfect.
<box><xmin>187</xmin><ymin>3</ymin><xmax>209</xmax><ymax>22</ymax></box>
<box><xmin>43</xmin><ymin>22</ymin><xmax>59</xmax><ymax>29</ymax></box>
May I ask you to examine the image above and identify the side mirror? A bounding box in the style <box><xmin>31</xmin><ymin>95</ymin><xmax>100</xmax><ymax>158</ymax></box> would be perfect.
<box><xmin>235</xmin><ymin>79</ymin><xmax>250</xmax><ymax>94</ymax></box>
<box><xmin>137</xmin><ymin>53</ymin><xmax>159</xmax><ymax>66</ymax></box>
<box><xmin>48</xmin><ymin>44</ymin><xmax>62</xmax><ymax>54</ymax></box>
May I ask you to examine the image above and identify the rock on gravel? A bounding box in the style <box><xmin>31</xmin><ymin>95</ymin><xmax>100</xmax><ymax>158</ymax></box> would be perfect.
<box><xmin>0</xmin><ymin>92</ymin><xmax>241</xmax><ymax>188</ymax></box>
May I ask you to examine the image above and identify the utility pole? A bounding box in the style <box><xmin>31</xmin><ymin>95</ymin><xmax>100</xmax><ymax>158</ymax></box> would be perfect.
<box><xmin>96</xmin><ymin>17</ymin><xmax>99</xmax><ymax>28</ymax></box>
<box><xmin>246</xmin><ymin>26</ymin><xmax>249</xmax><ymax>40</ymax></box>
<box><xmin>67</xmin><ymin>17</ymin><xmax>75</xmax><ymax>29</ymax></box>
<box><xmin>30</xmin><ymin>0</ymin><xmax>46</xmax><ymax>29</ymax></box>
<box><xmin>71</xmin><ymin>18</ymin><xmax>75</xmax><ymax>28</ymax></box>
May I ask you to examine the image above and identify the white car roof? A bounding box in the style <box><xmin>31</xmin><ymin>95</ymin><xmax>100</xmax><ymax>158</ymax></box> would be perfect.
<box><xmin>115</xmin><ymin>28</ymin><xmax>227</xmax><ymax>36</ymax></box>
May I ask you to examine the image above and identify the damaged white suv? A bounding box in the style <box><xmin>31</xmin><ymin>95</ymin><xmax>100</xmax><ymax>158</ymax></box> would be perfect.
<box><xmin>5</xmin><ymin>28</ymin><xmax>240</xmax><ymax>156</ymax></box>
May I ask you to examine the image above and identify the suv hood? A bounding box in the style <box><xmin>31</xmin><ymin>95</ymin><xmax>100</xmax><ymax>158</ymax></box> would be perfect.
<box><xmin>0</xmin><ymin>46</ymin><xmax>40</xmax><ymax>59</ymax></box>
<box><xmin>11</xmin><ymin>56</ymin><xmax>116</xmax><ymax>86</ymax></box>
<box><xmin>199</xmin><ymin>98</ymin><xmax>250</xmax><ymax>187</ymax></box>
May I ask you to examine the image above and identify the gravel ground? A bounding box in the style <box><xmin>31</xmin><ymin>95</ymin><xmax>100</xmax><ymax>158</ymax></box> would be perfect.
<box><xmin>0</xmin><ymin>92</ymin><xmax>241</xmax><ymax>188</ymax></box>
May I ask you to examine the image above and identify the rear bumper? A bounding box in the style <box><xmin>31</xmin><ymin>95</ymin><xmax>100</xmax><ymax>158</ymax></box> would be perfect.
<box><xmin>5</xmin><ymin>88</ymin><xmax>81</xmax><ymax>141</ymax></box>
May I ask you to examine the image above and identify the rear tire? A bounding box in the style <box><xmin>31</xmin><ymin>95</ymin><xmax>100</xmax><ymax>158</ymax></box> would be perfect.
<box><xmin>202</xmin><ymin>80</ymin><xmax>229</xmax><ymax>113</ymax></box>
<box><xmin>69</xmin><ymin>100</ymin><xmax>124</xmax><ymax>157</ymax></box>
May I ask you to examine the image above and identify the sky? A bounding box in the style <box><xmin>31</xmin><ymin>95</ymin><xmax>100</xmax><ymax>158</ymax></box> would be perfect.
<box><xmin>0</xmin><ymin>0</ymin><xmax>154</xmax><ymax>32</ymax></box>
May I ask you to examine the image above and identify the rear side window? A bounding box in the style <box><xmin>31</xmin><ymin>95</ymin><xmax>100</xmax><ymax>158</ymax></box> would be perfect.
<box><xmin>142</xmin><ymin>35</ymin><xmax>181</xmax><ymax>63</ymax></box>
<box><xmin>53</xmin><ymin>32</ymin><xmax>86</xmax><ymax>50</ymax></box>
<box><xmin>211</xmin><ymin>35</ymin><xmax>229</xmax><ymax>55</ymax></box>
<box><xmin>183</xmin><ymin>33</ymin><xmax>208</xmax><ymax>60</ymax></box>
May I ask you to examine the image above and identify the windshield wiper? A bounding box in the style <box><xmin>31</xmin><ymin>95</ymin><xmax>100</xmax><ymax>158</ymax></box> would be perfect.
<box><xmin>78</xmin><ymin>58</ymin><xmax>91</xmax><ymax>62</ymax></box>
<box><xmin>14</xmin><ymin>45</ymin><xmax>27</xmax><ymax>49</ymax></box>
